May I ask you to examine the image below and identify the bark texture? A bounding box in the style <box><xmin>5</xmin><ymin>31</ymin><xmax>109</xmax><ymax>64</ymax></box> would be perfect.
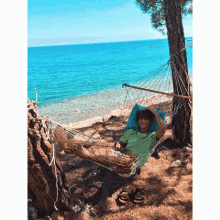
<box><xmin>164</xmin><ymin>0</ymin><xmax>192</xmax><ymax>146</ymax></box>
<box><xmin>27</xmin><ymin>99</ymin><xmax>72</xmax><ymax>217</ymax></box>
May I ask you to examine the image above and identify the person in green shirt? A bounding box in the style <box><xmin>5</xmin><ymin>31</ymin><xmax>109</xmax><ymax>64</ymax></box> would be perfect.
<box><xmin>117</xmin><ymin>105</ymin><xmax>166</xmax><ymax>166</ymax></box>
<box><xmin>54</xmin><ymin>105</ymin><xmax>165</xmax><ymax>203</ymax></box>
<box><xmin>116</xmin><ymin>105</ymin><xmax>165</xmax><ymax>204</ymax></box>
<box><xmin>54</xmin><ymin>105</ymin><xmax>165</xmax><ymax>170</ymax></box>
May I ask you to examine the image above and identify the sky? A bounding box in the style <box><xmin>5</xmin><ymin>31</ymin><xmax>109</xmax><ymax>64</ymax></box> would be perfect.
<box><xmin>28</xmin><ymin>0</ymin><xmax>193</xmax><ymax>47</ymax></box>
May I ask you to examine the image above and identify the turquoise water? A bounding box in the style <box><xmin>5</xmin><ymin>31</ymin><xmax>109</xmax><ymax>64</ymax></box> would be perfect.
<box><xmin>28</xmin><ymin>38</ymin><xmax>192</xmax><ymax>123</ymax></box>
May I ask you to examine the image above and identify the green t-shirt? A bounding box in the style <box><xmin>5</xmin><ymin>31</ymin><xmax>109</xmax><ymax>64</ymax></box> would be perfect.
<box><xmin>120</xmin><ymin>129</ymin><xmax>158</xmax><ymax>167</ymax></box>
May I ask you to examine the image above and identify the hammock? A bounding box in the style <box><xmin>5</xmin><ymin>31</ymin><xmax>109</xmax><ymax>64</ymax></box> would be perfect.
<box><xmin>38</xmin><ymin>51</ymin><xmax>192</xmax><ymax>178</ymax></box>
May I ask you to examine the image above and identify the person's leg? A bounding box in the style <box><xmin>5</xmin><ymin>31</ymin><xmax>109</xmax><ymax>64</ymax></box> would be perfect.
<box><xmin>52</xmin><ymin>127</ymin><xmax>136</xmax><ymax>174</ymax></box>
<box><xmin>95</xmin><ymin>154</ymin><xmax>135</xmax><ymax>174</ymax></box>
<box><xmin>65</xmin><ymin>142</ymin><xmax>92</xmax><ymax>160</ymax></box>
<box><xmin>65</xmin><ymin>143</ymin><xmax>136</xmax><ymax>174</ymax></box>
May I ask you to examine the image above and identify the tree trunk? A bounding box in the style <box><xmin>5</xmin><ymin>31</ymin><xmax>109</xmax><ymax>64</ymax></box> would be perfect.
<box><xmin>163</xmin><ymin>0</ymin><xmax>192</xmax><ymax>146</ymax></box>
<box><xmin>28</xmin><ymin>99</ymin><xmax>72</xmax><ymax>218</ymax></box>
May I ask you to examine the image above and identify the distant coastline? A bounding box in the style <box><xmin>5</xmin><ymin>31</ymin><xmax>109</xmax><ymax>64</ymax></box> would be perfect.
<box><xmin>28</xmin><ymin>36</ymin><xmax>192</xmax><ymax>48</ymax></box>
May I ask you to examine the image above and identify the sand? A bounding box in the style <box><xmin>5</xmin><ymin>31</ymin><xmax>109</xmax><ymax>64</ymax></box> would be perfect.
<box><xmin>49</xmin><ymin>126</ymin><xmax>192</xmax><ymax>220</ymax></box>
<box><xmin>28</xmin><ymin>97</ymin><xmax>192</xmax><ymax>220</ymax></box>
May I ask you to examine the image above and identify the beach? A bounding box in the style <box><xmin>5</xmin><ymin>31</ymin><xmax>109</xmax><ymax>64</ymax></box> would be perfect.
<box><xmin>28</xmin><ymin>39</ymin><xmax>193</xmax><ymax>219</ymax></box>
<box><xmin>28</xmin><ymin>93</ymin><xmax>192</xmax><ymax>219</ymax></box>
<box><xmin>28</xmin><ymin>39</ymin><xmax>192</xmax><ymax>110</ymax></box>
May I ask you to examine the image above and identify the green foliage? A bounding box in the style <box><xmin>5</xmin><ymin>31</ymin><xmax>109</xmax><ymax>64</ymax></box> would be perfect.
<box><xmin>135</xmin><ymin>0</ymin><xmax>192</xmax><ymax>35</ymax></box>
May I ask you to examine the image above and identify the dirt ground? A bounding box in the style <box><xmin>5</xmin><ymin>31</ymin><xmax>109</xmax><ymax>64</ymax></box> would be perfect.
<box><xmin>28</xmin><ymin>101</ymin><xmax>192</xmax><ymax>220</ymax></box>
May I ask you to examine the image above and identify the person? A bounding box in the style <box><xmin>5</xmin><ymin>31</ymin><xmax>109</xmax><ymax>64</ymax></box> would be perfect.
<box><xmin>115</xmin><ymin>105</ymin><xmax>166</xmax><ymax>204</ymax></box>
<box><xmin>117</xmin><ymin>105</ymin><xmax>166</xmax><ymax>166</ymax></box>
<box><xmin>53</xmin><ymin>105</ymin><xmax>165</xmax><ymax>171</ymax></box>
<box><xmin>53</xmin><ymin>105</ymin><xmax>165</xmax><ymax>202</ymax></box>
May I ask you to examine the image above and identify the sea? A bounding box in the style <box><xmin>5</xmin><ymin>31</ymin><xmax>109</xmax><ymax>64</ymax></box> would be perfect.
<box><xmin>28</xmin><ymin>38</ymin><xmax>192</xmax><ymax>124</ymax></box>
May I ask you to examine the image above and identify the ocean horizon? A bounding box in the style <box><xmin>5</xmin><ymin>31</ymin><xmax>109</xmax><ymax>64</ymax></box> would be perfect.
<box><xmin>28</xmin><ymin>38</ymin><xmax>192</xmax><ymax>123</ymax></box>
<box><xmin>28</xmin><ymin>38</ymin><xmax>170</xmax><ymax>48</ymax></box>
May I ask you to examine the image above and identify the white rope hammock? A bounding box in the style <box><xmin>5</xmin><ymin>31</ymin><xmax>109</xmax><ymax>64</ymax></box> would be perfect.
<box><xmin>30</xmin><ymin>48</ymin><xmax>192</xmax><ymax>177</ymax></box>
<box><xmin>34</xmin><ymin>51</ymin><xmax>192</xmax><ymax>177</ymax></box>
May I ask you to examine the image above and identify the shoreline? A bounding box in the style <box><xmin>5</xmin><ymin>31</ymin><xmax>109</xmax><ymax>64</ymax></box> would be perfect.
<box><xmin>38</xmin><ymin>79</ymin><xmax>192</xmax><ymax>127</ymax></box>
<box><xmin>63</xmin><ymin>94</ymin><xmax>173</xmax><ymax>131</ymax></box>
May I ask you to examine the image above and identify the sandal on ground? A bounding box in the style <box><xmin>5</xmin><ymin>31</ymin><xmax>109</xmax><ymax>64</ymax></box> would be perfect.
<box><xmin>133</xmin><ymin>188</ymin><xmax>145</xmax><ymax>204</ymax></box>
<box><xmin>118</xmin><ymin>188</ymin><xmax>133</xmax><ymax>204</ymax></box>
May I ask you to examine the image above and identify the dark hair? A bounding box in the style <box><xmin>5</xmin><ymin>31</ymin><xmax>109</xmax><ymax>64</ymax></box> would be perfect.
<box><xmin>136</xmin><ymin>109</ymin><xmax>155</xmax><ymax>124</ymax></box>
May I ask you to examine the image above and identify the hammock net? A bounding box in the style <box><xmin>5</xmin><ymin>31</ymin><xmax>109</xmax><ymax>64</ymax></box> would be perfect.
<box><xmin>35</xmin><ymin>54</ymin><xmax>192</xmax><ymax>177</ymax></box>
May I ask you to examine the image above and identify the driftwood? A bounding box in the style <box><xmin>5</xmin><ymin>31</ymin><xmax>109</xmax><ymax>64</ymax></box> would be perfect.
<box><xmin>27</xmin><ymin>99</ymin><xmax>72</xmax><ymax>218</ymax></box>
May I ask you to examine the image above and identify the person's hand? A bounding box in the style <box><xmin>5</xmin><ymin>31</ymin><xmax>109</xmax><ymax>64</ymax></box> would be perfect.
<box><xmin>146</xmin><ymin>105</ymin><xmax>155</xmax><ymax>113</ymax></box>
<box><xmin>125</xmin><ymin>151</ymin><xmax>137</xmax><ymax>160</ymax></box>
<box><xmin>114</xmin><ymin>142</ymin><xmax>120</xmax><ymax>150</ymax></box>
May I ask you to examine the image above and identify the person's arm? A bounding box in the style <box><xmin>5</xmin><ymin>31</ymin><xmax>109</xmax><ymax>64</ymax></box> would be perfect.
<box><xmin>146</xmin><ymin>106</ymin><xmax>166</xmax><ymax>140</ymax></box>
<box><xmin>117</xmin><ymin>141</ymin><xmax>126</xmax><ymax>151</ymax></box>
<box><xmin>116</xmin><ymin>141</ymin><xmax>137</xmax><ymax>159</ymax></box>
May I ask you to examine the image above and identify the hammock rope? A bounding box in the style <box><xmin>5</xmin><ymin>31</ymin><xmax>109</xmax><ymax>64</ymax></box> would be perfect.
<box><xmin>35</xmin><ymin>47</ymin><xmax>192</xmax><ymax>177</ymax></box>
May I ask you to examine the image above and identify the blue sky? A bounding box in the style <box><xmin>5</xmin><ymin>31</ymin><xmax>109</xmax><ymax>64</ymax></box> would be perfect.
<box><xmin>29</xmin><ymin>0</ymin><xmax>192</xmax><ymax>47</ymax></box>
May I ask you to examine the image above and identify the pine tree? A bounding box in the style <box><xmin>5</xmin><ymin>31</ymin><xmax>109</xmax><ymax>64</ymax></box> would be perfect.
<box><xmin>136</xmin><ymin>0</ymin><xmax>192</xmax><ymax>146</ymax></box>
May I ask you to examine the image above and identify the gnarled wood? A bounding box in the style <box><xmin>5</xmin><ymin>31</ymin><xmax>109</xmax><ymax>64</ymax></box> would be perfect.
<box><xmin>27</xmin><ymin>99</ymin><xmax>72</xmax><ymax>218</ymax></box>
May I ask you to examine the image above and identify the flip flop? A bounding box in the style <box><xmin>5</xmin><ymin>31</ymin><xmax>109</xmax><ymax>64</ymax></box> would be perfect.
<box><xmin>118</xmin><ymin>188</ymin><xmax>133</xmax><ymax>204</ymax></box>
<box><xmin>133</xmin><ymin>188</ymin><xmax>145</xmax><ymax>204</ymax></box>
